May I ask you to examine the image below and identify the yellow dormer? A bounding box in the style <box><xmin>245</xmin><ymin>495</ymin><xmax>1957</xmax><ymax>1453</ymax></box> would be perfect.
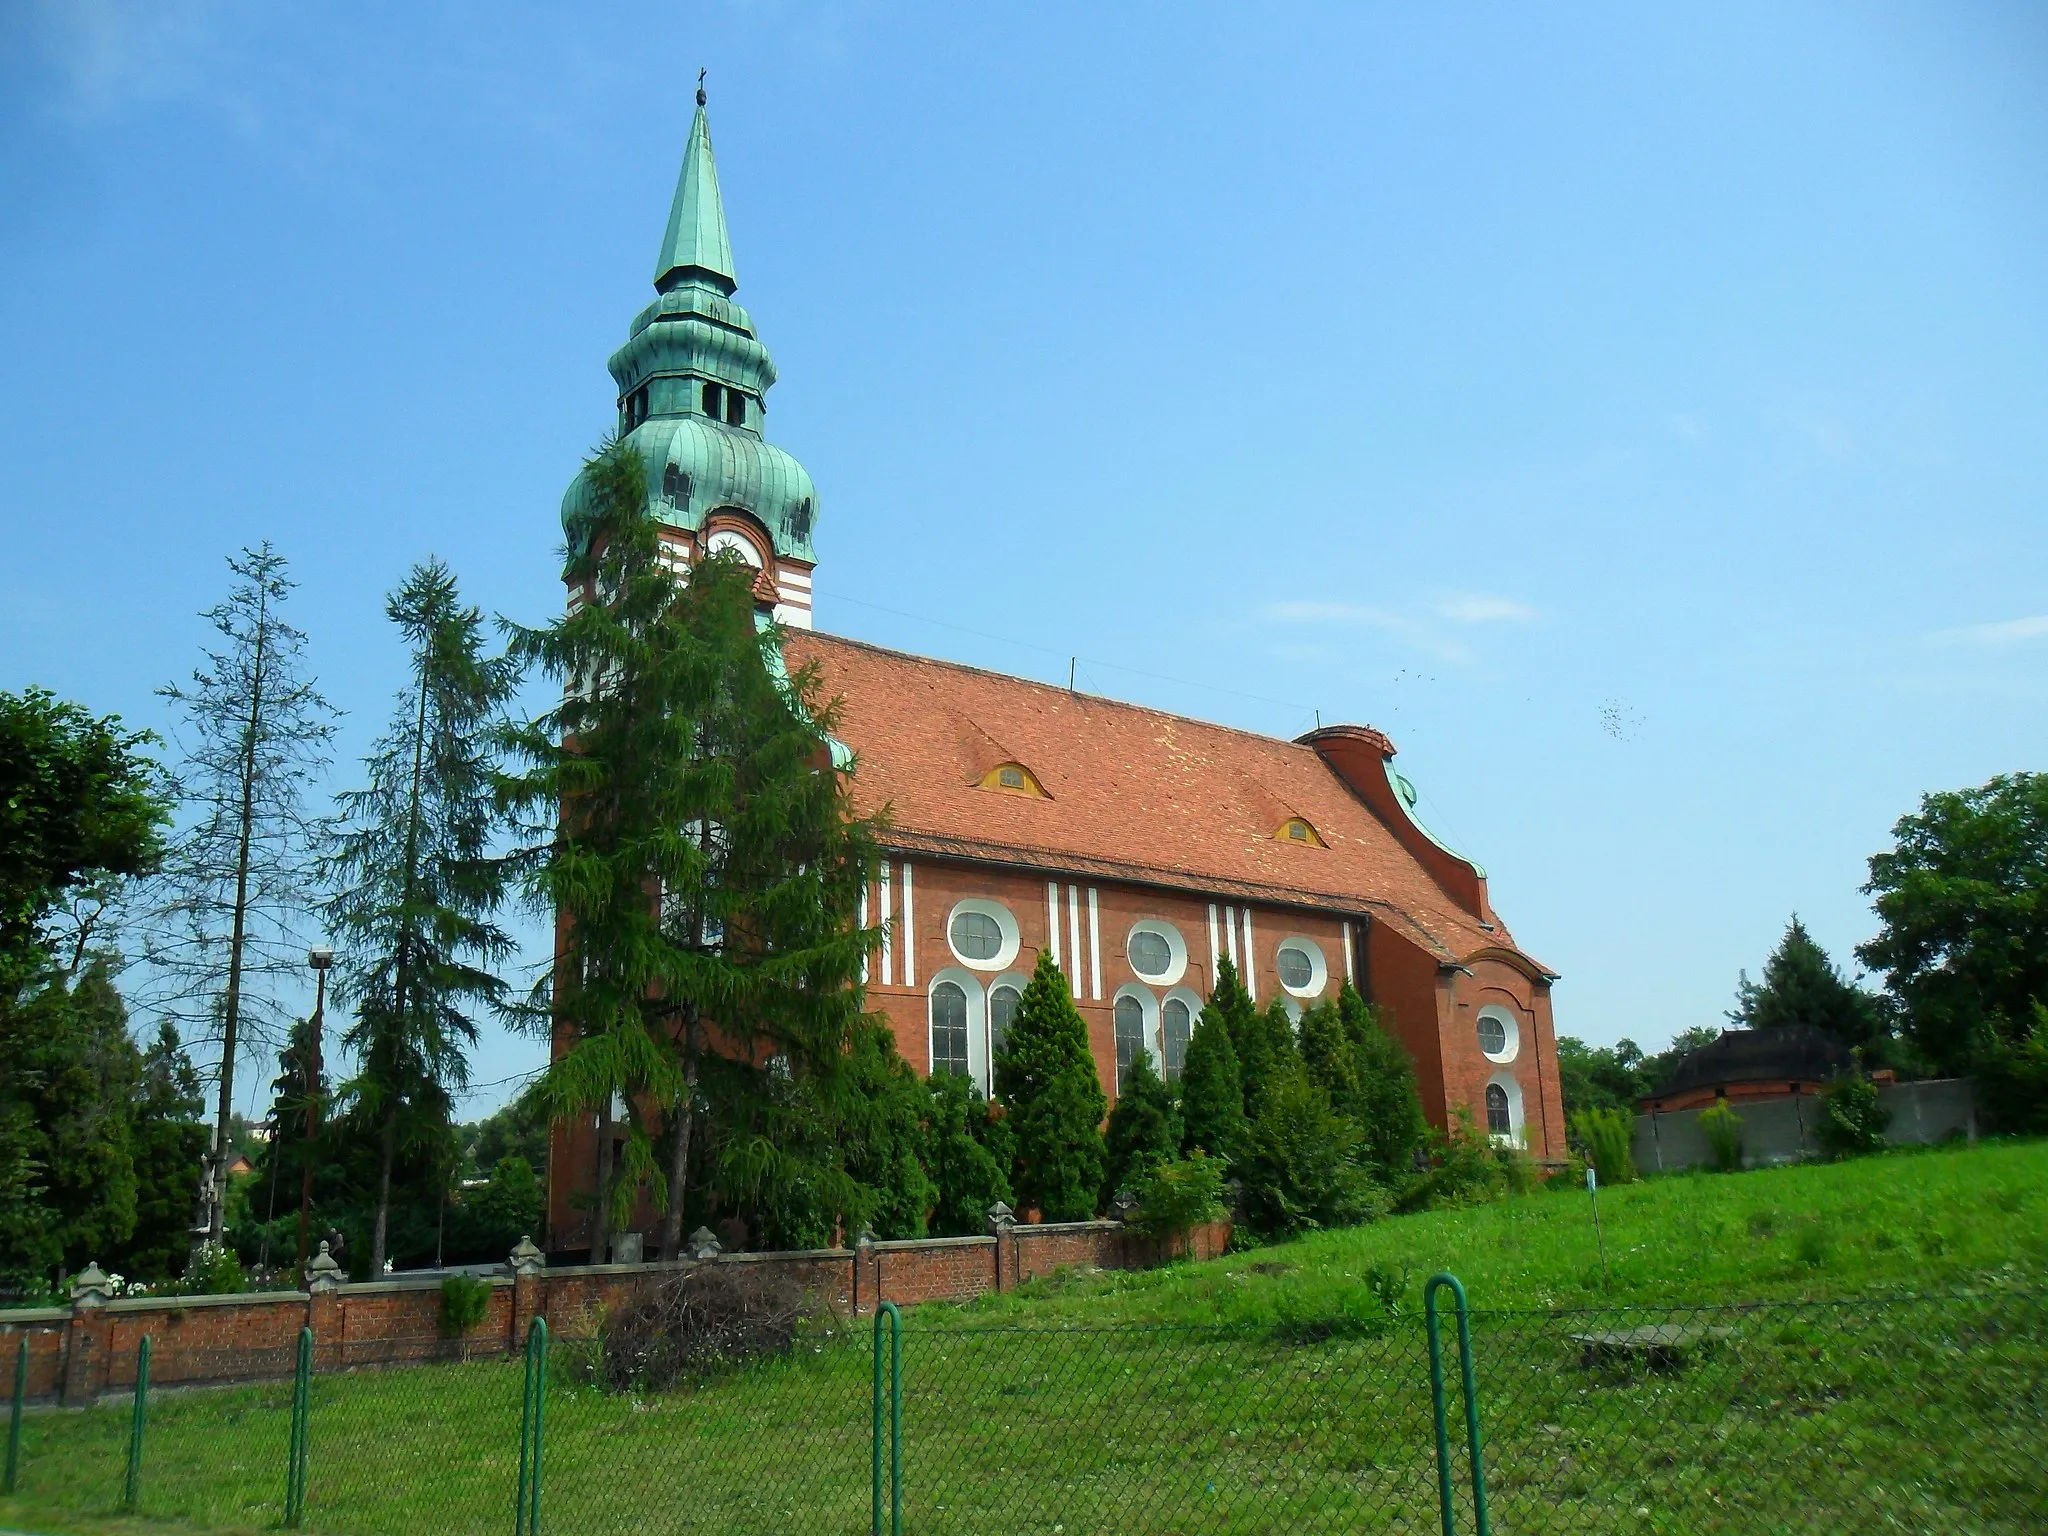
<box><xmin>1276</xmin><ymin>816</ymin><xmax>1326</xmax><ymax>847</ymax></box>
<box><xmin>979</xmin><ymin>761</ymin><xmax>1049</xmax><ymax>798</ymax></box>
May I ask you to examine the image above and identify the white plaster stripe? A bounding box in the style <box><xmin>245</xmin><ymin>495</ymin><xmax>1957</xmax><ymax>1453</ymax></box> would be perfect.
<box><xmin>1047</xmin><ymin>882</ymin><xmax>1061</xmax><ymax>967</ymax></box>
<box><xmin>879</xmin><ymin>865</ymin><xmax>893</xmax><ymax>986</ymax></box>
<box><xmin>1207</xmin><ymin>904</ymin><xmax>1221</xmax><ymax>978</ymax></box>
<box><xmin>1223</xmin><ymin>905</ymin><xmax>1239</xmax><ymax>971</ymax></box>
<box><xmin>1242</xmin><ymin>909</ymin><xmax>1256</xmax><ymax>1000</ymax></box>
<box><xmin>900</xmin><ymin>862</ymin><xmax>916</xmax><ymax>986</ymax></box>
<box><xmin>1087</xmin><ymin>888</ymin><xmax>1102</xmax><ymax>1001</ymax></box>
<box><xmin>859</xmin><ymin>887</ymin><xmax>870</xmax><ymax>983</ymax></box>
<box><xmin>779</xmin><ymin>569</ymin><xmax>812</xmax><ymax>589</ymax></box>
<box><xmin>1342</xmin><ymin>921</ymin><xmax>1354</xmax><ymax>982</ymax></box>
<box><xmin>1066</xmin><ymin>886</ymin><xmax>1083</xmax><ymax>998</ymax></box>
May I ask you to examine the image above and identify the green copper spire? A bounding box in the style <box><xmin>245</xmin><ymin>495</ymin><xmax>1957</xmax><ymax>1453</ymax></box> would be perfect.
<box><xmin>562</xmin><ymin>82</ymin><xmax>820</xmax><ymax>581</ymax></box>
<box><xmin>653</xmin><ymin>85</ymin><xmax>735</xmax><ymax>294</ymax></box>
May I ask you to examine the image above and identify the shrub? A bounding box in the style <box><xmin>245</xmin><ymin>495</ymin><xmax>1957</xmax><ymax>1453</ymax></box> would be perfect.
<box><xmin>1570</xmin><ymin>1107</ymin><xmax>1638</xmax><ymax>1185</ymax></box>
<box><xmin>1129</xmin><ymin>1151</ymin><xmax>1227</xmax><ymax>1241</ymax></box>
<box><xmin>1699</xmin><ymin>1100</ymin><xmax>1745</xmax><ymax>1172</ymax></box>
<box><xmin>924</xmin><ymin>1071</ymin><xmax>1011</xmax><ymax>1237</ymax></box>
<box><xmin>590</xmin><ymin>1261</ymin><xmax>813</xmax><ymax>1392</ymax></box>
<box><xmin>440</xmin><ymin>1273</ymin><xmax>492</xmax><ymax>1337</ymax></box>
<box><xmin>179</xmin><ymin>1240</ymin><xmax>248</xmax><ymax>1296</ymax></box>
<box><xmin>1237</xmin><ymin>1066</ymin><xmax>1385</xmax><ymax>1238</ymax></box>
<box><xmin>1395</xmin><ymin>1107</ymin><xmax>1504</xmax><ymax>1212</ymax></box>
<box><xmin>1102</xmin><ymin>1050</ymin><xmax>1179</xmax><ymax>1206</ymax></box>
<box><xmin>1794</xmin><ymin>1218</ymin><xmax>1833</xmax><ymax>1269</ymax></box>
<box><xmin>1976</xmin><ymin>1004</ymin><xmax>2048</xmax><ymax>1135</ymax></box>
<box><xmin>1818</xmin><ymin>1054</ymin><xmax>1891</xmax><ymax>1157</ymax></box>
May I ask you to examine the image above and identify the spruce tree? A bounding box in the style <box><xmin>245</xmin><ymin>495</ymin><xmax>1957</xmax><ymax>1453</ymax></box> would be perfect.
<box><xmin>144</xmin><ymin>544</ymin><xmax>337</xmax><ymax>1249</ymax></box>
<box><xmin>1298</xmin><ymin>999</ymin><xmax>1359</xmax><ymax>1116</ymax></box>
<box><xmin>1101</xmin><ymin>1048</ymin><xmax>1179</xmax><ymax>1206</ymax></box>
<box><xmin>501</xmin><ymin>440</ymin><xmax>881</xmax><ymax>1260</ymax></box>
<box><xmin>324</xmin><ymin>559</ymin><xmax>517</xmax><ymax>1276</ymax></box>
<box><xmin>1207</xmin><ymin>958</ymin><xmax>1269</xmax><ymax>1117</ymax></box>
<box><xmin>1257</xmin><ymin>996</ymin><xmax>1301</xmax><ymax>1107</ymax></box>
<box><xmin>1177</xmin><ymin>1002</ymin><xmax>1248</xmax><ymax>1163</ymax></box>
<box><xmin>125</xmin><ymin>1022</ymin><xmax>209</xmax><ymax>1283</ymax></box>
<box><xmin>993</xmin><ymin>951</ymin><xmax>1106</xmax><ymax>1221</ymax></box>
<box><xmin>1732</xmin><ymin>916</ymin><xmax>1888</xmax><ymax>1058</ymax></box>
<box><xmin>925</xmin><ymin>1071</ymin><xmax>1011</xmax><ymax>1237</ymax></box>
<box><xmin>1338</xmin><ymin>981</ymin><xmax>1427</xmax><ymax>1182</ymax></box>
<box><xmin>831</xmin><ymin>1024</ymin><xmax>936</xmax><ymax>1240</ymax></box>
<box><xmin>1238</xmin><ymin>1058</ymin><xmax>1381</xmax><ymax>1239</ymax></box>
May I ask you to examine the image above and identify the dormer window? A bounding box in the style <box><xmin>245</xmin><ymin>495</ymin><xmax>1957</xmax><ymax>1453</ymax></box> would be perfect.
<box><xmin>1277</xmin><ymin>817</ymin><xmax>1326</xmax><ymax>847</ymax></box>
<box><xmin>979</xmin><ymin>761</ymin><xmax>1048</xmax><ymax>798</ymax></box>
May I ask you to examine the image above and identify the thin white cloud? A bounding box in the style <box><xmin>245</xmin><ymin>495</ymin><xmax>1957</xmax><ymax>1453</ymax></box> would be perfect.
<box><xmin>1942</xmin><ymin>615</ymin><xmax>2048</xmax><ymax>647</ymax></box>
<box><xmin>1264</xmin><ymin>600</ymin><xmax>1409</xmax><ymax>629</ymax></box>
<box><xmin>1435</xmin><ymin>594</ymin><xmax>1538</xmax><ymax>624</ymax></box>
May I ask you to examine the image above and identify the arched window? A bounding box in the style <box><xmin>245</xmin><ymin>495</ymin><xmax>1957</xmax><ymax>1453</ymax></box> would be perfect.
<box><xmin>1162</xmin><ymin>996</ymin><xmax>1192</xmax><ymax>1083</ymax></box>
<box><xmin>989</xmin><ymin>983</ymin><xmax>1021</xmax><ymax>1058</ymax></box>
<box><xmin>930</xmin><ymin>981</ymin><xmax>970</xmax><ymax>1077</ymax></box>
<box><xmin>1485</xmin><ymin>1083</ymin><xmax>1511</xmax><ymax>1137</ymax></box>
<box><xmin>1114</xmin><ymin>994</ymin><xmax>1148</xmax><ymax>1094</ymax></box>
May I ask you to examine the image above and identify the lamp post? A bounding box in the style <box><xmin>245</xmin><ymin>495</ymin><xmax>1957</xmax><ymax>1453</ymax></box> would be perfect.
<box><xmin>296</xmin><ymin>947</ymin><xmax>334</xmax><ymax>1272</ymax></box>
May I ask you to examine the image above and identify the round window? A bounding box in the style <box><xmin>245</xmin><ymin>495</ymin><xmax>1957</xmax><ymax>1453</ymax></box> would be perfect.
<box><xmin>1477</xmin><ymin>1016</ymin><xmax>1506</xmax><ymax>1056</ymax></box>
<box><xmin>1129</xmin><ymin>930</ymin><xmax>1172</xmax><ymax>978</ymax></box>
<box><xmin>1276</xmin><ymin>945</ymin><xmax>1314</xmax><ymax>991</ymax></box>
<box><xmin>950</xmin><ymin>910</ymin><xmax>1003</xmax><ymax>961</ymax></box>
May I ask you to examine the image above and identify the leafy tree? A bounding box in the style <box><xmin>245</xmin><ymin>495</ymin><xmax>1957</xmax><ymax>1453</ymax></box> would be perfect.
<box><xmin>1101</xmin><ymin>1048</ymin><xmax>1179</xmax><ymax>1206</ymax></box>
<box><xmin>1637</xmin><ymin>1025</ymin><xmax>1724</xmax><ymax>1096</ymax></box>
<box><xmin>1176</xmin><ymin>1002</ymin><xmax>1247</xmax><ymax>1163</ymax></box>
<box><xmin>1976</xmin><ymin>1002</ymin><xmax>2048</xmax><ymax>1135</ymax></box>
<box><xmin>0</xmin><ymin>959</ymin><xmax>141</xmax><ymax>1282</ymax></box>
<box><xmin>993</xmin><ymin>951</ymin><xmax>1106</xmax><ymax>1221</ymax></box>
<box><xmin>0</xmin><ymin>688</ymin><xmax>167</xmax><ymax>981</ymax></box>
<box><xmin>124</xmin><ymin>1022</ymin><xmax>209</xmax><ymax>1282</ymax></box>
<box><xmin>464</xmin><ymin>1092</ymin><xmax>550</xmax><ymax>1180</ymax></box>
<box><xmin>465</xmin><ymin>1155</ymin><xmax>544</xmax><ymax>1253</ymax></box>
<box><xmin>1338</xmin><ymin>983</ymin><xmax>1427</xmax><ymax>1182</ymax></box>
<box><xmin>1555</xmin><ymin>1036</ymin><xmax>1648</xmax><ymax>1117</ymax></box>
<box><xmin>924</xmin><ymin>1072</ymin><xmax>1011</xmax><ymax>1238</ymax></box>
<box><xmin>324</xmin><ymin>559</ymin><xmax>517</xmax><ymax>1275</ymax></box>
<box><xmin>1236</xmin><ymin>1061</ymin><xmax>1382</xmax><ymax>1238</ymax></box>
<box><xmin>1858</xmin><ymin>773</ymin><xmax>2048</xmax><ymax>1075</ymax></box>
<box><xmin>1129</xmin><ymin>1151</ymin><xmax>1226</xmax><ymax>1241</ymax></box>
<box><xmin>144</xmin><ymin>544</ymin><xmax>337</xmax><ymax>1248</ymax></box>
<box><xmin>1730</xmin><ymin>916</ymin><xmax>1888</xmax><ymax>1058</ymax></box>
<box><xmin>501</xmin><ymin>441</ymin><xmax>881</xmax><ymax>1261</ymax></box>
<box><xmin>1818</xmin><ymin>1051</ymin><xmax>1891</xmax><ymax>1157</ymax></box>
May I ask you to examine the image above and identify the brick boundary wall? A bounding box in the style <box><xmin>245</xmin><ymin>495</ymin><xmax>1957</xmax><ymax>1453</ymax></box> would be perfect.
<box><xmin>1</xmin><ymin>1216</ymin><xmax>1231</xmax><ymax>1405</ymax></box>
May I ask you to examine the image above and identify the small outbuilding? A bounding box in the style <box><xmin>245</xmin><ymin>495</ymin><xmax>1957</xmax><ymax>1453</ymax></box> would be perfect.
<box><xmin>1641</xmin><ymin>1025</ymin><xmax>1858</xmax><ymax>1113</ymax></box>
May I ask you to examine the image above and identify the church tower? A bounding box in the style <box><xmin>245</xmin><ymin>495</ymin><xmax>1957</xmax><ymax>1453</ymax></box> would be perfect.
<box><xmin>560</xmin><ymin>86</ymin><xmax>819</xmax><ymax>627</ymax></box>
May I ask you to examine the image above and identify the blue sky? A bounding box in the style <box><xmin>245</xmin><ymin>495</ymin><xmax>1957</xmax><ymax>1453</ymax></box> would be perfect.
<box><xmin>4</xmin><ymin>2</ymin><xmax>2044</xmax><ymax>1116</ymax></box>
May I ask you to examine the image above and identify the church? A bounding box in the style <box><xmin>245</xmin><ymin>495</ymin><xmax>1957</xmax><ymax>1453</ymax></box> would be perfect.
<box><xmin>549</xmin><ymin>95</ymin><xmax>1566</xmax><ymax>1243</ymax></box>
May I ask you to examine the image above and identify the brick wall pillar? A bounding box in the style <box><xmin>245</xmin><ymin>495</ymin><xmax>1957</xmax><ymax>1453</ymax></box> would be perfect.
<box><xmin>509</xmin><ymin>1235</ymin><xmax>546</xmax><ymax>1347</ymax></box>
<box><xmin>985</xmin><ymin>1202</ymin><xmax>1016</xmax><ymax>1294</ymax></box>
<box><xmin>61</xmin><ymin>1263</ymin><xmax>112</xmax><ymax>1405</ymax></box>
<box><xmin>304</xmin><ymin>1240</ymin><xmax>344</xmax><ymax>1366</ymax></box>
<box><xmin>851</xmin><ymin>1229</ymin><xmax>876</xmax><ymax>1315</ymax></box>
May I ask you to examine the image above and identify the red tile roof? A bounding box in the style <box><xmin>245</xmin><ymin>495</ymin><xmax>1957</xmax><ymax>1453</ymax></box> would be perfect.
<box><xmin>784</xmin><ymin>630</ymin><xmax>1526</xmax><ymax>965</ymax></box>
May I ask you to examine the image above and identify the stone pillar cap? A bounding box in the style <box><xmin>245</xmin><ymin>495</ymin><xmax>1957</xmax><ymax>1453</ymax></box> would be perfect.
<box><xmin>687</xmin><ymin>1227</ymin><xmax>722</xmax><ymax>1260</ymax></box>
<box><xmin>509</xmin><ymin>1235</ymin><xmax>546</xmax><ymax>1275</ymax></box>
<box><xmin>985</xmin><ymin>1200</ymin><xmax>1016</xmax><ymax>1232</ymax></box>
<box><xmin>71</xmin><ymin>1261</ymin><xmax>110</xmax><ymax>1306</ymax></box>
<box><xmin>305</xmin><ymin>1239</ymin><xmax>345</xmax><ymax>1292</ymax></box>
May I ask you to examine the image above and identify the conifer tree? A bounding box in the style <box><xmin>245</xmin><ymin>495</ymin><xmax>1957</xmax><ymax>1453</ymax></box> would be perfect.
<box><xmin>1731</xmin><ymin>916</ymin><xmax>1888</xmax><ymax>1058</ymax></box>
<box><xmin>144</xmin><ymin>544</ymin><xmax>337</xmax><ymax>1248</ymax></box>
<box><xmin>1238</xmin><ymin>1057</ymin><xmax>1381</xmax><ymax>1238</ymax></box>
<box><xmin>993</xmin><ymin>951</ymin><xmax>1106</xmax><ymax>1221</ymax></box>
<box><xmin>125</xmin><ymin>1022</ymin><xmax>209</xmax><ymax>1282</ymax></box>
<box><xmin>1101</xmin><ymin>1048</ymin><xmax>1179</xmax><ymax>1206</ymax></box>
<box><xmin>1207</xmin><ymin>958</ymin><xmax>1269</xmax><ymax>1117</ymax></box>
<box><xmin>324</xmin><ymin>559</ymin><xmax>517</xmax><ymax>1276</ymax></box>
<box><xmin>1258</xmin><ymin>996</ymin><xmax>1301</xmax><ymax>1104</ymax></box>
<box><xmin>1177</xmin><ymin>1002</ymin><xmax>1248</xmax><ymax>1163</ymax></box>
<box><xmin>1298</xmin><ymin>999</ymin><xmax>1359</xmax><ymax>1115</ymax></box>
<box><xmin>1338</xmin><ymin>981</ymin><xmax>1427</xmax><ymax>1181</ymax></box>
<box><xmin>500</xmin><ymin>440</ymin><xmax>880</xmax><ymax>1261</ymax></box>
<box><xmin>925</xmin><ymin>1071</ymin><xmax>1011</xmax><ymax>1238</ymax></box>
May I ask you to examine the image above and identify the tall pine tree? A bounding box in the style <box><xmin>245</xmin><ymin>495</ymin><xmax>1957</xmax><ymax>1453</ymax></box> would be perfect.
<box><xmin>993</xmin><ymin>951</ymin><xmax>1106</xmax><ymax>1221</ymax></box>
<box><xmin>1206</xmin><ymin>958</ymin><xmax>1270</xmax><ymax>1117</ymax></box>
<box><xmin>1177</xmin><ymin>1001</ymin><xmax>1247</xmax><ymax>1163</ymax></box>
<box><xmin>501</xmin><ymin>440</ymin><xmax>881</xmax><ymax>1261</ymax></box>
<box><xmin>1732</xmin><ymin>916</ymin><xmax>1888</xmax><ymax>1058</ymax></box>
<box><xmin>324</xmin><ymin>559</ymin><xmax>517</xmax><ymax>1276</ymax></box>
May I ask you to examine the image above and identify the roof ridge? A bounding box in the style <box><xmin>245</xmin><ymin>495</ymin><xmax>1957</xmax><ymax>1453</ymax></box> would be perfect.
<box><xmin>795</xmin><ymin>628</ymin><xmax>1346</xmax><ymax>757</ymax></box>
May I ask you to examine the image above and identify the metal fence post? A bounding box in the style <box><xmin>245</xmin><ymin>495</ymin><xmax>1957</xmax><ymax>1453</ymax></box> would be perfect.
<box><xmin>286</xmin><ymin>1325</ymin><xmax>312</xmax><ymax>1525</ymax></box>
<box><xmin>4</xmin><ymin>1333</ymin><xmax>26</xmax><ymax>1493</ymax></box>
<box><xmin>122</xmin><ymin>1335</ymin><xmax>151</xmax><ymax>1513</ymax></box>
<box><xmin>1424</xmin><ymin>1274</ymin><xmax>1490</xmax><ymax>1536</ymax></box>
<box><xmin>515</xmin><ymin>1316</ymin><xmax>547</xmax><ymax>1536</ymax></box>
<box><xmin>871</xmin><ymin>1301</ymin><xmax>902</xmax><ymax>1536</ymax></box>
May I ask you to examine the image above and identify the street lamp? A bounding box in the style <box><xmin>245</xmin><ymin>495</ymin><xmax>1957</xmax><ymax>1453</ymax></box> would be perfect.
<box><xmin>296</xmin><ymin>946</ymin><xmax>334</xmax><ymax>1271</ymax></box>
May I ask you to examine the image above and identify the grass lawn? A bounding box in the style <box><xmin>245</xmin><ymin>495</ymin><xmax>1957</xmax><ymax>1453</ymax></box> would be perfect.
<box><xmin>3</xmin><ymin>1139</ymin><xmax>2043</xmax><ymax>1536</ymax></box>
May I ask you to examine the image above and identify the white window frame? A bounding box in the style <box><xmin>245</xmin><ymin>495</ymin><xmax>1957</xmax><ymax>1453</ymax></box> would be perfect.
<box><xmin>1485</xmin><ymin>1072</ymin><xmax>1525</xmax><ymax>1147</ymax></box>
<box><xmin>985</xmin><ymin>970</ymin><xmax>1030</xmax><ymax>1078</ymax></box>
<box><xmin>1476</xmin><ymin>1006</ymin><xmax>1521</xmax><ymax>1064</ymax></box>
<box><xmin>1161</xmin><ymin>988</ymin><xmax>1202</xmax><ymax>1082</ymax></box>
<box><xmin>1111</xmin><ymin>983</ymin><xmax>1161</xmax><ymax>1094</ymax></box>
<box><xmin>1124</xmin><ymin>919</ymin><xmax>1188</xmax><ymax>987</ymax></box>
<box><xmin>1275</xmin><ymin>935</ymin><xmax>1329</xmax><ymax>999</ymax></box>
<box><xmin>928</xmin><ymin>969</ymin><xmax>989</xmax><ymax>1092</ymax></box>
<box><xmin>946</xmin><ymin>897</ymin><xmax>1021</xmax><ymax>972</ymax></box>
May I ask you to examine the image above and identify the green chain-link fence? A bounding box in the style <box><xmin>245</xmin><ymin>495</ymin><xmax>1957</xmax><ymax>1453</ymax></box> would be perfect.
<box><xmin>1</xmin><ymin>1280</ymin><xmax>2041</xmax><ymax>1535</ymax></box>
